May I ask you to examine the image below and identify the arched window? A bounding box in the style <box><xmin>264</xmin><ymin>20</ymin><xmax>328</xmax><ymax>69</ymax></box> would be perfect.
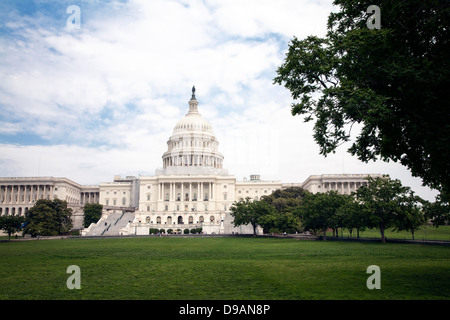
<box><xmin>189</xmin><ymin>216</ymin><xmax>193</xmax><ymax>224</ymax></box>
<box><xmin>156</xmin><ymin>216</ymin><xmax>161</xmax><ymax>224</ymax></box>
<box><xmin>146</xmin><ymin>216</ymin><xmax>150</xmax><ymax>223</ymax></box>
<box><xmin>199</xmin><ymin>216</ymin><xmax>204</xmax><ymax>223</ymax></box>
<box><xmin>210</xmin><ymin>215</ymin><xmax>215</xmax><ymax>223</ymax></box>
<box><xmin>167</xmin><ymin>216</ymin><xmax>172</xmax><ymax>224</ymax></box>
<box><xmin>178</xmin><ymin>216</ymin><xmax>183</xmax><ymax>224</ymax></box>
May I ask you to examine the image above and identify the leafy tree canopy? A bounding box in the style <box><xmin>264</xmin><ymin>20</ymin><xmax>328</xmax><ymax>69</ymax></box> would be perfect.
<box><xmin>0</xmin><ymin>215</ymin><xmax>25</xmax><ymax>240</ymax></box>
<box><xmin>24</xmin><ymin>199</ymin><xmax>73</xmax><ymax>237</ymax></box>
<box><xmin>274</xmin><ymin>0</ymin><xmax>450</xmax><ymax>200</ymax></box>
<box><xmin>83</xmin><ymin>203</ymin><xmax>103</xmax><ymax>228</ymax></box>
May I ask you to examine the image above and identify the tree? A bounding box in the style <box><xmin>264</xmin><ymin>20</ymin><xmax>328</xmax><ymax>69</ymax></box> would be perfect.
<box><xmin>230</xmin><ymin>197</ymin><xmax>275</xmax><ymax>235</ymax></box>
<box><xmin>392</xmin><ymin>193</ymin><xmax>426</xmax><ymax>240</ymax></box>
<box><xmin>260</xmin><ymin>187</ymin><xmax>306</xmax><ymax>233</ymax></box>
<box><xmin>356</xmin><ymin>175</ymin><xmax>423</xmax><ymax>243</ymax></box>
<box><xmin>24</xmin><ymin>199</ymin><xmax>73</xmax><ymax>237</ymax></box>
<box><xmin>0</xmin><ymin>215</ymin><xmax>25</xmax><ymax>240</ymax></box>
<box><xmin>274</xmin><ymin>0</ymin><xmax>450</xmax><ymax>201</ymax></box>
<box><xmin>337</xmin><ymin>196</ymin><xmax>367</xmax><ymax>238</ymax></box>
<box><xmin>297</xmin><ymin>191</ymin><xmax>347</xmax><ymax>239</ymax></box>
<box><xmin>83</xmin><ymin>203</ymin><xmax>103</xmax><ymax>228</ymax></box>
<box><xmin>424</xmin><ymin>193</ymin><xmax>450</xmax><ymax>227</ymax></box>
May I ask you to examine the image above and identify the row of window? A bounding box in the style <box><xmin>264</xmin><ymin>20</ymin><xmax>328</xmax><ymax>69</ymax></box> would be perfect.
<box><xmin>144</xmin><ymin>215</ymin><xmax>217</xmax><ymax>224</ymax></box>
<box><xmin>144</xmin><ymin>204</ymin><xmax>228</xmax><ymax>212</ymax></box>
<box><xmin>105</xmin><ymin>198</ymin><xmax>127</xmax><ymax>206</ymax></box>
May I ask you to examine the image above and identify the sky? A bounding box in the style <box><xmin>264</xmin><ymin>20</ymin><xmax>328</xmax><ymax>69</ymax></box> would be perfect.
<box><xmin>0</xmin><ymin>0</ymin><xmax>439</xmax><ymax>201</ymax></box>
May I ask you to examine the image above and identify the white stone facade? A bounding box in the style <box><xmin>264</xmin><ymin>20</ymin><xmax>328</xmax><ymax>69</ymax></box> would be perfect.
<box><xmin>0</xmin><ymin>89</ymin><xmax>382</xmax><ymax>236</ymax></box>
<box><xmin>0</xmin><ymin>177</ymin><xmax>99</xmax><ymax>229</ymax></box>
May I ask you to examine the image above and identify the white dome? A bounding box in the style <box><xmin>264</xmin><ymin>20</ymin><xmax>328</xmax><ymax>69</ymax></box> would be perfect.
<box><xmin>161</xmin><ymin>90</ymin><xmax>224</xmax><ymax>173</ymax></box>
<box><xmin>173</xmin><ymin>113</ymin><xmax>214</xmax><ymax>136</ymax></box>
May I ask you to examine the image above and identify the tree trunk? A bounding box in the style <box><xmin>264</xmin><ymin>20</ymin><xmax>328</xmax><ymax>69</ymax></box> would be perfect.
<box><xmin>323</xmin><ymin>228</ymin><xmax>327</xmax><ymax>240</ymax></box>
<box><xmin>380</xmin><ymin>224</ymin><xmax>386</xmax><ymax>243</ymax></box>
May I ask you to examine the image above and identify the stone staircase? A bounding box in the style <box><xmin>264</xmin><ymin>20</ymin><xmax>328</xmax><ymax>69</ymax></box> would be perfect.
<box><xmin>83</xmin><ymin>212</ymin><xmax>136</xmax><ymax>236</ymax></box>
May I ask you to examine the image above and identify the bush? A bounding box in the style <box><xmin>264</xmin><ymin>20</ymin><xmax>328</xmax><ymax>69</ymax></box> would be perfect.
<box><xmin>183</xmin><ymin>228</ymin><xmax>190</xmax><ymax>234</ymax></box>
<box><xmin>167</xmin><ymin>229</ymin><xmax>173</xmax><ymax>234</ymax></box>
<box><xmin>190</xmin><ymin>227</ymin><xmax>202</xmax><ymax>234</ymax></box>
<box><xmin>149</xmin><ymin>228</ymin><xmax>159</xmax><ymax>234</ymax></box>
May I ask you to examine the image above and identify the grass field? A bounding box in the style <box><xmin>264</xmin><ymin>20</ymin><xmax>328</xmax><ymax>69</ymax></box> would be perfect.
<box><xmin>0</xmin><ymin>237</ymin><xmax>449</xmax><ymax>300</ymax></box>
<box><xmin>340</xmin><ymin>225</ymin><xmax>450</xmax><ymax>241</ymax></box>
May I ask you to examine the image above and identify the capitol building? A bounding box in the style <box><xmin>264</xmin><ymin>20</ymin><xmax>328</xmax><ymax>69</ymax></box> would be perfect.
<box><xmin>0</xmin><ymin>88</ymin><xmax>380</xmax><ymax>235</ymax></box>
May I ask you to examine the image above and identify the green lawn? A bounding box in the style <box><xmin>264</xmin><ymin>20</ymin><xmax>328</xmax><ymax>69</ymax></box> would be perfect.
<box><xmin>340</xmin><ymin>225</ymin><xmax>450</xmax><ymax>241</ymax></box>
<box><xmin>0</xmin><ymin>237</ymin><xmax>449</xmax><ymax>300</ymax></box>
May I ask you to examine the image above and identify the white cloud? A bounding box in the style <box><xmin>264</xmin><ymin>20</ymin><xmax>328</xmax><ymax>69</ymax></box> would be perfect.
<box><xmin>0</xmin><ymin>0</ymin><xmax>439</xmax><ymax>201</ymax></box>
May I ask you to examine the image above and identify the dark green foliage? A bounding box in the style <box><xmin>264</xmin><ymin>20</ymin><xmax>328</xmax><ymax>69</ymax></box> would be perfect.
<box><xmin>23</xmin><ymin>199</ymin><xmax>73</xmax><ymax>236</ymax></box>
<box><xmin>0</xmin><ymin>215</ymin><xmax>25</xmax><ymax>240</ymax></box>
<box><xmin>274</xmin><ymin>0</ymin><xmax>450</xmax><ymax>200</ymax></box>
<box><xmin>83</xmin><ymin>203</ymin><xmax>103</xmax><ymax>228</ymax></box>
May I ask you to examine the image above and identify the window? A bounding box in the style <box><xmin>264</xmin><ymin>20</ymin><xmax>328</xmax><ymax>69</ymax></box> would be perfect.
<box><xmin>156</xmin><ymin>216</ymin><xmax>161</xmax><ymax>224</ymax></box>
<box><xmin>223</xmin><ymin>193</ymin><xmax>227</xmax><ymax>200</ymax></box>
<box><xmin>122</xmin><ymin>197</ymin><xmax>126</xmax><ymax>205</ymax></box>
<box><xmin>210</xmin><ymin>216</ymin><xmax>215</xmax><ymax>223</ymax></box>
<box><xmin>147</xmin><ymin>194</ymin><xmax>151</xmax><ymax>201</ymax></box>
<box><xmin>189</xmin><ymin>216</ymin><xmax>193</xmax><ymax>224</ymax></box>
<box><xmin>199</xmin><ymin>216</ymin><xmax>204</xmax><ymax>223</ymax></box>
<box><xmin>113</xmin><ymin>199</ymin><xmax>117</xmax><ymax>205</ymax></box>
<box><xmin>146</xmin><ymin>216</ymin><xmax>150</xmax><ymax>223</ymax></box>
<box><xmin>165</xmin><ymin>205</ymin><xmax>168</xmax><ymax>211</ymax></box>
<box><xmin>147</xmin><ymin>206</ymin><xmax>150</xmax><ymax>212</ymax></box>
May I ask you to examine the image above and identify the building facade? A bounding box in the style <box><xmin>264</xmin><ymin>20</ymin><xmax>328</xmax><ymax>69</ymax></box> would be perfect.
<box><xmin>0</xmin><ymin>176</ymin><xmax>99</xmax><ymax>229</ymax></box>
<box><xmin>0</xmin><ymin>88</ymin><xmax>381</xmax><ymax>235</ymax></box>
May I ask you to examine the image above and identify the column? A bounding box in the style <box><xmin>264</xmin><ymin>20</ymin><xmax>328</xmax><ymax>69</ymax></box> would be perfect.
<box><xmin>23</xmin><ymin>186</ymin><xmax>27</xmax><ymax>204</ymax></box>
<box><xmin>208</xmin><ymin>182</ymin><xmax>211</xmax><ymax>200</ymax></box>
<box><xmin>10</xmin><ymin>186</ymin><xmax>15</xmax><ymax>204</ymax></box>
<box><xmin>200</xmin><ymin>182</ymin><xmax>203</xmax><ymax>201</ymax></box>
<box><xmin>189</xmin><ymin>183</ymin><xmax>192</xmax><ymax>201</ymax></box>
